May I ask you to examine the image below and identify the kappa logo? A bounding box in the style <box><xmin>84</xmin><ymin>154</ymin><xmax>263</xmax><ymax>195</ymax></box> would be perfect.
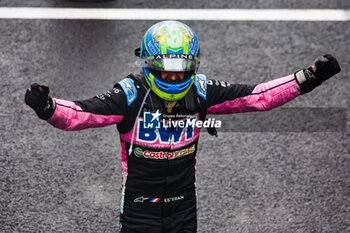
<box><xmin>134</xmin><ymin>196</ymin><xmax>150</xmax><ymax>203</ymax></box>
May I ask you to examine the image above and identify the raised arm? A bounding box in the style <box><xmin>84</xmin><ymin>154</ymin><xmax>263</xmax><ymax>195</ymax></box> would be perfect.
<box><xmin>25</xmin><ymin>84</ymin><xmax>126</xmax><ymax>131</ymax></box>
<box><xmin>206</xmin><ymin>55</ymin><xmax>341</xmax><ymax>114</ymax></box>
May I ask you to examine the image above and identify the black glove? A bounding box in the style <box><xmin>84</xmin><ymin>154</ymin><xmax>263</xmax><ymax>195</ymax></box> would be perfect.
<box><xmin>295</xmin><ymin>54</ymin><xmax>341</xmax><ymax>94</ymax></box>
<box><xmin>25</xmin><ymin>83</ymin><xmax>55</xmax><ymax>120</ymax></box>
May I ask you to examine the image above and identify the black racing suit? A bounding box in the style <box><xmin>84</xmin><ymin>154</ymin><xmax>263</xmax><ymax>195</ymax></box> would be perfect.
<box><xmin>46</xmin><ymin>73</ymin><xmax>301</xmax><ymax>232</ymax></box>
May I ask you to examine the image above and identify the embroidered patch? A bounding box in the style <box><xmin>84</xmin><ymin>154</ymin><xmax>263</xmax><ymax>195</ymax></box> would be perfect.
<box><xmin>194</xmin><ymin>74</ymin><xmax>207</xmax><ymax>100</ymax></box>
<box><xmin>118</xmin><ymin>78</ymin><xmax>137</xmax><ymax>106</ymax></box>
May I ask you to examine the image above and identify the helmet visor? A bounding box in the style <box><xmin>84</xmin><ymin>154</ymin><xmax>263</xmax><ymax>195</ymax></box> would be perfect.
<box><xmin>142</xmin><ymin>54</ymin><xmax>200</xmax><ymax>72</ymax></box>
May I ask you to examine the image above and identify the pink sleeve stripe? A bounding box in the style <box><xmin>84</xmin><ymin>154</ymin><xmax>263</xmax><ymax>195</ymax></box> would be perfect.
<box><xmin>47</xmin><ymin>98</ymin><xmax>124</xmax><ymax>131</ymax></box>
<box><xmin>54</xmin><ymin>99</ymin><xmax>83</xmax><ymax>111</ymax></box>
<box><xmin>120</xmin><ymin>140</ymin><xmax>128</xmax><ymax>183</ymax></box>
<box><xmin>207</xmin><ymin>75</ymin><xmax>301</xmax><ymax>114</ymax></box>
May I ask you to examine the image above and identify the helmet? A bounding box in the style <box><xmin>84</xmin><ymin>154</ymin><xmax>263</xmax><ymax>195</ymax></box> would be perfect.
<box><xmin>139</xmin><ymin>21</ymin><xmax>200</xmax><ymax>101</ymax></box>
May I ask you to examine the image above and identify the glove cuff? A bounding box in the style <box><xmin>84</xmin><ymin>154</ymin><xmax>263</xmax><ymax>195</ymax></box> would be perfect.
<box><xmin>294</xmin><ymin>68</ymin><xmax>321</xmax><ymax>94</ymax></box>
<box><xmin>295</xmin><ymin>70</ymin><xmax>307</xmax><ymax>84</ymax></box>
<box><xmin>35</xmin><ymin>96</ymin><xmax>56</xmax><ymax>120</ymax></box>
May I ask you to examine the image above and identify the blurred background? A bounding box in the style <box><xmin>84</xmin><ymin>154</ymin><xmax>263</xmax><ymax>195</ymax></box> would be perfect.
<box><xmin>0</xmin><ymin>1</ymin><xmax>349</xmax><ymax>232</ymax></box>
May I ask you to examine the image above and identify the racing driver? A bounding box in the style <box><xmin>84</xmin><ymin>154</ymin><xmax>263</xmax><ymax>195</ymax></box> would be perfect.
<box><xmin>25</xmin><ymin>21</ymin><xmax>341</xmax><ymax>233</ymax></box>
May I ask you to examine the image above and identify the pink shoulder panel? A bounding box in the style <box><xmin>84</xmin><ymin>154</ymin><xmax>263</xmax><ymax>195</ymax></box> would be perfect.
<box><xmin>207</xmin><ymin>75</ymin><xmax>301</xmax><ymax>114</ymax></box>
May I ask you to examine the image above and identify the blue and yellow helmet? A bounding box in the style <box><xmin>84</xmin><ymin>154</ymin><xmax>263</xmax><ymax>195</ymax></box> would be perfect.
<box><xmin>140</xmin><ymin>21</ymin><xmax>200</xmax><ymax>101</ymax></box>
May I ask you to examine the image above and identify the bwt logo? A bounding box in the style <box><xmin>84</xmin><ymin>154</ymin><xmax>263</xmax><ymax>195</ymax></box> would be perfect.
<box><xmin>143</xmin><ymin>110</ymin><xmax>162</xmax><ymax>129</ymax></box>
<box><xmin>138</xmin><ymin>112</ymin><xmax>195</xmax><ymax>144</ymax></box>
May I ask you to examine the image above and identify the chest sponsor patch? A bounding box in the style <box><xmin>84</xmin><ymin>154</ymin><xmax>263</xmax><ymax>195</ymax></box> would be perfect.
<box><xmin>137</xmin><ymin>116</ymin><xmax>197</xmax><ymax>145</ymax></box>
<box><xmin>134</xmin><ymin>144</ymin><xmax>195</xmax><ymax>160</ymax></box>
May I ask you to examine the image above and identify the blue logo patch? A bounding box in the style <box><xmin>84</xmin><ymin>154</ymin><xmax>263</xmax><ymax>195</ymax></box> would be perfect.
<box><xmin>118</xmin><ymin>78</ymin><xmax>137</xmax><ymax>106</ymax></box>
<box><xmin>194</xmin><ymin>74</ymin><xmax>207</xmax><ymax>100</ymax></box>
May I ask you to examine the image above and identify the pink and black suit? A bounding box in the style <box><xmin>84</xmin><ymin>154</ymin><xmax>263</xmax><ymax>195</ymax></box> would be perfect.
<box><xmin>47</xmin><ymin>73</ymin><xmax>301</xmax><ymax>233</ymax></box>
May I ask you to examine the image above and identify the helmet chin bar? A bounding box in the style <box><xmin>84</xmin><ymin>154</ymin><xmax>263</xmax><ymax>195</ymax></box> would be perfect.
<box><xmin>153</xmin><ymin>74</ymin><xmax>193</xmax><ymax>94</ymax></box>
<box><xmin>143</xmin><ymin>67</ymin><xmax>195</xmax><ymax>101</ymax></box>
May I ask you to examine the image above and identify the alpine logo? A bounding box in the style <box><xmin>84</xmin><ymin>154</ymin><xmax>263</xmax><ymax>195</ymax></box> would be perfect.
<box><xmin>151</xmin><ymin>54</ymin><xmax>195</xmax><ymax>60</ymax></box>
